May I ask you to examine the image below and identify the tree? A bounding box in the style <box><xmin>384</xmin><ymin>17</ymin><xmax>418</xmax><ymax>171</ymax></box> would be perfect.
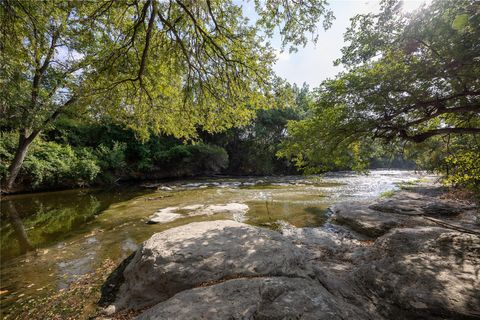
<box><xmin>204</xmin><ymin>83</ymin><xmax>311</xmax><ymax>175</ymax></box>
<box><xmin>0</xmin><ymin>0</ymin><xmax>333</xmax><ymax>191</ymax></box>
<box><xmin>280</xmin><ymin>0</ymin><xmax>480</xmax><ymax>171</ymax></box>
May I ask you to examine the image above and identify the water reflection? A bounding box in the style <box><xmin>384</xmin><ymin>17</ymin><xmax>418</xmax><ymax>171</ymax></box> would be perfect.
<box><xmin>5</xmin><ymin>201</ymin><xmax>34</xmax><ymax>254</ymax></box>
<box><xmin>0</xmin><ymin>188</ymin><xmax>148</xmax><ymax>262</ymax></box>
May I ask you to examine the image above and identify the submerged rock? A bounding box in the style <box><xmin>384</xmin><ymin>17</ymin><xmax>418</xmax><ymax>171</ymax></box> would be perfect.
<box><xmin>147</xmin><ymin>203</ymin><xmax>249</xmax><ymax>224</ymax></box>
<box><xmin>146</xmin><ymin>207</ymin><xmax>182</xmax><ymax>223</ymax></box>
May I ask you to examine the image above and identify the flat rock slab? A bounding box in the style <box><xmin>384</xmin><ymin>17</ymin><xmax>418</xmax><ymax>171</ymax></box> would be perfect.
<box><xmin>108</xmin><ymin>220</ymin><xmax>314</xmax><ymax>312</ymax></box>
<box><xmin>370</xmin><ymin>197</ymin><xmax>464</xmax><ymax>217</ymax></box>
<box><xmin>422</xmin><ymin>202</ymin><xmax>463</xmax><ymax>216</ymax></box>
<box><xmin>147</xmin><ymin>203</ymin><xmax>249</xmax><ymax>224</ymax></box>
<box><xmin>354</xmin><ymin>227</ymin><xmax>480</xmax><ymax>319</ymax></box>
<box><xmin>331</xmin><ymin>202</ymin><xmax>428</xmax><ymax>237</ymax></box>
<box><xmin>135</xmin><ymin>277</ymin><xmax>373</xmax><ymax>320</ymax></box>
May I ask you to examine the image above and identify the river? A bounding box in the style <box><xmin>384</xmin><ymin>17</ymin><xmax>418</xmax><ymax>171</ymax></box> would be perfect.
<box><xmin>0</xmin><ymin>170</ymin><xmax>432</xmax><ymax>317</ymax></box>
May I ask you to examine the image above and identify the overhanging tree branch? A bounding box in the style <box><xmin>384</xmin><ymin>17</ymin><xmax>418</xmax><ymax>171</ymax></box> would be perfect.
<box><xmin>399</xmin><ymin>127</ymin><xmax>480</xmax><ymax>143</ymax></box>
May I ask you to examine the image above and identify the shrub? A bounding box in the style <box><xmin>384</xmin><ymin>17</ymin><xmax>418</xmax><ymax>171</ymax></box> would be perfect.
<box><xmin>72</xmin><ymin>148</ymin><xmax>102</xmax><ymax>184</ymax></box>
<box><xmin>1</xmin><ymin>132</ymin><xmax>101</xmax><ymax>189</ymax></box>
<box><xmin>23</xmin><ymin>141</ymin><xmax>101</xmax><ymax>188</ymax></box>
<box><xmin>95</xmin><ymin>141</ymin><xmax>127</xmax><ymax>171</ymax></box>
<box><xmin>442</xmin><ymin>150</ymin><xmax>480</xmax><ymax>191</ymax></box>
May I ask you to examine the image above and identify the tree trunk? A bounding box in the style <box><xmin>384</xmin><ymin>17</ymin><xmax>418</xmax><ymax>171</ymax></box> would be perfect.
<box><xmin>4</xmin><ymin>131</ymin><xmax>38</xmax><ymax>191</ymax></box>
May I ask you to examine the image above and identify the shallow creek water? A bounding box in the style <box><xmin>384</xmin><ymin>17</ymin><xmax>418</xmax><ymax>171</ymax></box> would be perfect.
<box><xmin>0</xmin><ymin>170</ymin><xmax>431</xmax><ymax>316</ymax></box>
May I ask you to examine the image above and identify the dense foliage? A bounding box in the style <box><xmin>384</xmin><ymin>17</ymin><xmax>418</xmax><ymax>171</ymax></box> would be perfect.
<box><xmin>0</xmin><ymin>84</ymin><xmax>305</xmax><ymax>190</ymax></box>
<box><xmin>0</xmin><ymin>128</ymin><xmax>230</xmax><ymax>190</ymax></box>
<box><xmin>204</xmin><ymin>84</ymin><xmax>312</xmax><ymax>175</ymax></box>
<box><xmin>0</xmin><ymin>132</ymin><xmax>100</xmax><ymax>188</ymax></box>
<box><xmin>280</xmin><ymin>0</ymin><xmax>480</xmax><ymax>189</ymax></box>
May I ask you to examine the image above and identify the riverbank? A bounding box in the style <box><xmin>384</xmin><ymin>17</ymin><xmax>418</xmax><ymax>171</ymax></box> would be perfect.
<box><xmin>98</xmin><ymin>183</ymin><xmax>478</xmax><ymax>319</ymax></box>
<box><xmin>3</xmin><ymin>177</ymin><xmax>479</xmax><ymax>319</ymax></box>
<box><xmin>102</xmin><ymin>185</ymin><xmax>480</xmax><ymax>319</ymax></box>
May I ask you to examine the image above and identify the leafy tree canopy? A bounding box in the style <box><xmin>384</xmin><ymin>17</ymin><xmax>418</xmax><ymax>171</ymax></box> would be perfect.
<box><xmin>280</xmin><ymin>0</ymin><xmax>480</xmax><ymax>172</ymax></box>
<box><xmin>0</xmin><ymin>0</ymin><xmax>333</xmax><ymax>139</ymax></box>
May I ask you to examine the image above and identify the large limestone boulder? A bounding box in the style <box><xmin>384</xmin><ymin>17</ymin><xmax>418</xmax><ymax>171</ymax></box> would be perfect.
<box><xmin>353</xmin><ymin>227</ymin><xmax>480</xmax><ymax>319</ymax></box>
<box><xmin>279</xmin><ymin>221</ymin><xmax>368</xmax><ymax>260</ymax></box>
<box><xmin>135</xmin><ymin>277</ymin><xmax>373</xmax><ymax>320</ymax></box>
<box><xmin>108</xmin><ymin>220</ymin><xmax>315</xmax><ymax>312</ymax></box>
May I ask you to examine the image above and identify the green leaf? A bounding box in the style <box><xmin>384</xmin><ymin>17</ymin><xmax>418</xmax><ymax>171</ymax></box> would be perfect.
<box><xmin>452</xmin><ymin>14</ymin><xmax>469</xmax><ymax>31</ymax></box>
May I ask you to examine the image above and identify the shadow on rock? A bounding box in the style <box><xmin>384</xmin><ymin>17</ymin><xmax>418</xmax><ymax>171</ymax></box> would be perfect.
<box><xmin>353</xmin><ymin>227</ymin><xmax>480</xmax><ymax>319</ymax></box>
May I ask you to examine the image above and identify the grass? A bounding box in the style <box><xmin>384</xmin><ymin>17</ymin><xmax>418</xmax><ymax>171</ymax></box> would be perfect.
<box><xmin>380</xmin><ymin>190</ymin><xmax>396</xmax><ymax>198</ymax></box>
<box><xmin>396</xmin><ymin>179</ymin><xmax>423</xmax><ymax>190</ymax></box>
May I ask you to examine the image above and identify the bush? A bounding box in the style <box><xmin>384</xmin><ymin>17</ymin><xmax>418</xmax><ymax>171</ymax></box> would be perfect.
<box><xmin>23</xmin><ymin>141</ymin><xmax>101</xmax><ymax>188</ymax></box>
<box><xmin>72</xmin><ymin>148</ymin><xmax>102</xmax><ymax>183</ymax></box>
<box><xmin>0</xmin><ymin>132</ymin><xmax>101</xmax><ymax>189</ymax></box>
<box><xmin>95</xmin><ymin>141</ymin><xmax>127</xmax><ymax>172</ymax></box>
<box><xmin>442</xmin><ymin>150</ymin><xmax>480</xmax><ymax>191</ymax></box>
<box><xmin>1</xmin><ymin>129</ymin><xmax>230</xmax><ymax>189</ymax></box>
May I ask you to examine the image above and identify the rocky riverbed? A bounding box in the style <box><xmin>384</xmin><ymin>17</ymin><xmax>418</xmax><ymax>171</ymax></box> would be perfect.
<box><xmin>97</xmin><ymin>184</ymin><xmax>480</xmax><ymax>320</ymax></box>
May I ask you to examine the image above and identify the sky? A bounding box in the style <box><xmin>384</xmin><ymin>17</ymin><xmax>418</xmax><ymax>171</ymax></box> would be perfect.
<box><xmin>270</xmin><ymin>0</ymin><xmax>429</xmax><ymax>87</ymax></box>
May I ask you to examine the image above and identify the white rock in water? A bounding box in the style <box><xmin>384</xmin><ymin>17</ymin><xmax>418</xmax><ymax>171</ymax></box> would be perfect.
<box><xmin>198</xmin><ymin>203</ymin><xmax>249</xmax><ymax>222</ymax></box>
<box><xmin>147</xmin><ymin>207</ymin><xmax>182</xmax><ymax>224</ymax></box>
<box><xmin>202</xmin><ymin>203</ymin><xmax>249</xmax><ymax>215</ymax></box>
<box><xmin>147</xmin><ymin>203</ymin><xmax>249</xmax><ymax>224</ymax></box>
